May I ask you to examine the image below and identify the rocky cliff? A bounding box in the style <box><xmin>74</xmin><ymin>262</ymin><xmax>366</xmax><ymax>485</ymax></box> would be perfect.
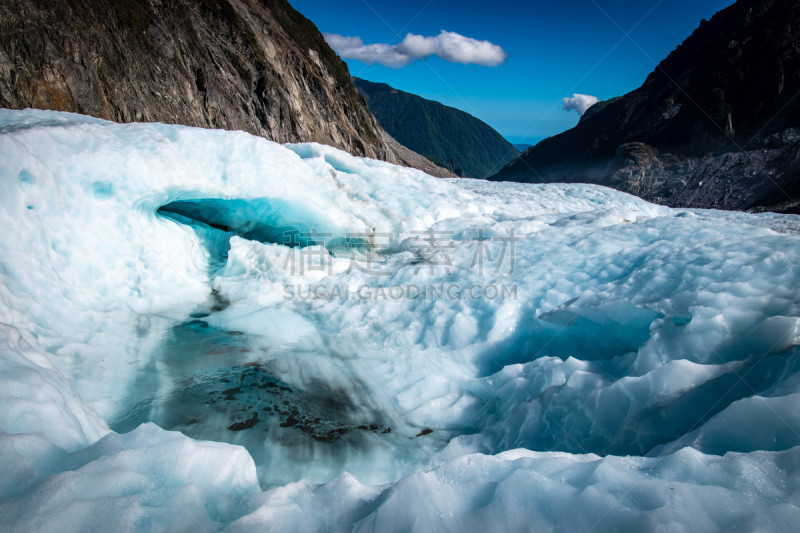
<box><xmin>491</xmin><ymin>0</ymin><xmax>800</xmax><ymax>213</ymax></box>
<box><xmin>0</xmin><ymin>0</ymin><xmax>452</xmax><ymax>175</ymax></box>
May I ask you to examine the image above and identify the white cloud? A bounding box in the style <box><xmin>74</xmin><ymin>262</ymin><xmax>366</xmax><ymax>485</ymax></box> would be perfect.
<box><xmin>324</xmin><ymin>31</ymin><xmax>507</xmax><ymax>69</ymax></box>
<box><xmin>323</xmin><ymin>34</ymin><xmax>412</xmax><ymax>68</ymax></box>
<box><xmin>562</xmin><ymin>94</ymin><xmax>599</xmax><ymax>115</ymax></box>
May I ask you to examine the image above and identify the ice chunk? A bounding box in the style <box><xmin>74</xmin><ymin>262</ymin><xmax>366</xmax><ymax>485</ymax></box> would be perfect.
<box><xmin>0</xmin><ymin>424</ymin><xmax>260</xmax><ymax>531</ymax></box>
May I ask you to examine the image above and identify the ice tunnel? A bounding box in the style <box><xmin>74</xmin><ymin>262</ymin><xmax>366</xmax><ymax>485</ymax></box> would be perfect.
<box><xmin>157</xmin><ymin>197</ymin><xmax>335</xmax><ymax>247</ymax></box>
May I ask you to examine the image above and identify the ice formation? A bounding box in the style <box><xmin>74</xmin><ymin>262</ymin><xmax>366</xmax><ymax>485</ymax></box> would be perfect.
<box><xmin>1</xmin><ymin>108</ymin><xmax>799</xmax><ymax>531</ymax></box>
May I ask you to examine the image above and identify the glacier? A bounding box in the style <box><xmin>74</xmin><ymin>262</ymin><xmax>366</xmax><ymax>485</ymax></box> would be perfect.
<box><xmin>1</xmin><ymin>108</ymin><xmax>799</xmax><ymax>531</ymax></box>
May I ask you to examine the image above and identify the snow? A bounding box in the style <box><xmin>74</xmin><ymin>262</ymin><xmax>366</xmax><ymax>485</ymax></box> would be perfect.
<box><xmin>1</xmin><ymin>108</ymin><xmax>799</xmax><ymax>530</ymax></box>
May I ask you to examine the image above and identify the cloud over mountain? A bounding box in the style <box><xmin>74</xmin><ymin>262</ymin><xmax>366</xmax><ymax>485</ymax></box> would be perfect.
<box><xmin>324</xmin><ymin>31</ymin><xmax>508</xmax><ymax>68</ymax></box>
<box><xmin>562</xmin><ymin>94</ymin><xmax>599</xmax><ymax>115</ymax></box>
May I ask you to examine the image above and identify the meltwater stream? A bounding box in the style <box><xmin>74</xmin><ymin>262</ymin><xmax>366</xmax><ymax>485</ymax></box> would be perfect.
<box><xmin>109</xmin><ymin>309</ymin><xmax>450</xmax><ymax>489</ymax></box>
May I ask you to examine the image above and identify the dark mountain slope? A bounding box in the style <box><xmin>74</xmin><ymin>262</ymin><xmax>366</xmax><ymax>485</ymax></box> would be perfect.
<box><xmin>0</xmin><ymin>0</ymin><xmax>451</xmax><ymax>175</ymax></box>
<box><xmin>491</xmin><ymin>0</ymin><xmax>800</xmax><ymax>213</ymax></box>
<box><xmin>353</xmin><ymin>77</ymin><xmax>518</xmax><ymax>178</ymax></box>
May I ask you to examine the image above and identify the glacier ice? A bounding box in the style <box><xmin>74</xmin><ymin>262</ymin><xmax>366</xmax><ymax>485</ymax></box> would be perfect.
<box><xmin>1</xmin><ymin>108</ymin><xmax>799</xmax><ymax>531</ymax></box>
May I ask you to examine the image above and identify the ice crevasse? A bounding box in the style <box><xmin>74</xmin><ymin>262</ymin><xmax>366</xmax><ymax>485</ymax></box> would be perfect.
<box><xmin>0</xmin><ymin>108</ymin><xmax>799</xmax><ymax>531</ymax></box>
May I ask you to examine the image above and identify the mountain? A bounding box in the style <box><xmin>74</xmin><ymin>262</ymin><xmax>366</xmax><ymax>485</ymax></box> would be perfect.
<box><xmin>513</xmin><ymin>144</ymin><xmax>532</xmax><ymax>152</ymax></box>
<box><xmin>0</xmin><ymin>0</ymin><xmax>452</xmax><ymax>176</ymax></box>
<box><xmin>353</xmin><ymin>77</ymin><xmax>518</xmax><ymax>178</ymax></box>
<box><xmin>491</xmin><ymin>0</ymin><xmax>800</xmax><ymax>213</ymax></box>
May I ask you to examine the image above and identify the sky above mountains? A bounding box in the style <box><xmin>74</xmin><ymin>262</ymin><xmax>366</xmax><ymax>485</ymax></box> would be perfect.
<box><xmin>291</xmin><ymin>0</ymin><xmax>735</xmax><ymax>144</ymax></box>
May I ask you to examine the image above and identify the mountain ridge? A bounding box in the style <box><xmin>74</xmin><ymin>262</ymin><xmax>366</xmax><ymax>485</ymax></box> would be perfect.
<box><xmin>491</xmin><ymin>0</ymin><xmax>800</xmax><ymax>213</ymax></box>
<box><xmin>353</xmin><ymin>77</ymin><xmax>518</xmax><ymax>179</ymax></box>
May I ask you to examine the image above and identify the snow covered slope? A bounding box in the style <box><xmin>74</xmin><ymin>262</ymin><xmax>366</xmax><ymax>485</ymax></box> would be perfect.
<box><xmin>1</xmin><ymin>108</ymin><xmax>799</xmax><ymax>531</ymax></box>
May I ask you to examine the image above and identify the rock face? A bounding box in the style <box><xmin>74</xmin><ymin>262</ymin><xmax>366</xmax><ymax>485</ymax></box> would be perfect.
<box><xmin>0</xmin><ymin>0</ymin><xmax>450</xmax><ymax>175</ymax></box>
<box><xmin>353</xmin><ymin>77</ymin><xmax>517</xmax><ymax>179</ymax></box>
<box><xmin>491</xmin><ymin>0</ymin><xmax>800</xmax><ymax>213</ymax></box>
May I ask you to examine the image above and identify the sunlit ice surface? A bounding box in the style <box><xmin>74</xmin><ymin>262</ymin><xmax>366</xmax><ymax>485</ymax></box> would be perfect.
<box><xmin>1</xmin><ymin>109</ymin><xmax>799</xmax><ymax>531</ymax></box>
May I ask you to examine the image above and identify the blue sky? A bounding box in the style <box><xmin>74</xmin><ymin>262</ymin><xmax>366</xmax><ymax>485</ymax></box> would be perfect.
<box><xmin>290</xmin><ymin>0</ymin><xmax>735</xmax><ymax>144</ymax></box>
